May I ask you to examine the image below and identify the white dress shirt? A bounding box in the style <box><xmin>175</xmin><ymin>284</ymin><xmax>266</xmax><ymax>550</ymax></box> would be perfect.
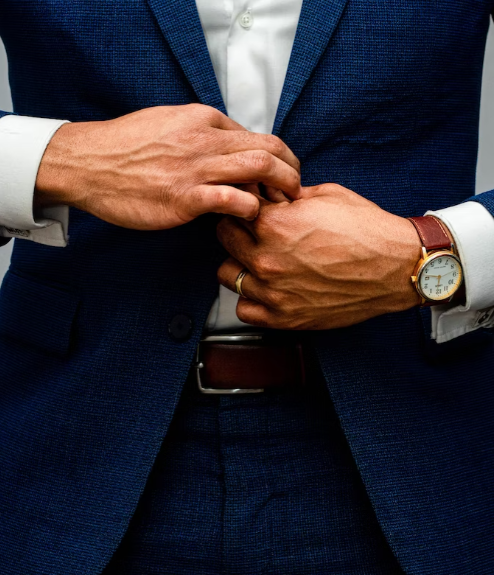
<box><xmin>1</xmin><ymin>0</ymin><xmax>494</xmax><ymax>342</ymax></box>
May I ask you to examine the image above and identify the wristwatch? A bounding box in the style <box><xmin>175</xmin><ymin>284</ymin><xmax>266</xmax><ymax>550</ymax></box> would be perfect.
<box><xmin>408</xmin><ymin>216</ymin><xmax>464</xmax><ymax>306</ymax></box>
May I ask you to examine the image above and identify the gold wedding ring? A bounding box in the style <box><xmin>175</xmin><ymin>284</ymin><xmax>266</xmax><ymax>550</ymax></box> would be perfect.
<box><xmin>235</xmin><ymin>269</ymin><xmax>249</xmax><ymax>298</ymax></box>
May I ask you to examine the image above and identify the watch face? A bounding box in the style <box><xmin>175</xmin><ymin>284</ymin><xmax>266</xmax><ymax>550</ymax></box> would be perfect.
<box><xmin>418</xmin><ymin>252</ymin><xmax>463</xmax><ymax>302</ymax></box>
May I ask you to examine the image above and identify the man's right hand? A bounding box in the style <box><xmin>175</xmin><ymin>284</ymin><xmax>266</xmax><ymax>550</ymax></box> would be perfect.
<box><xmin>34</xmin><ymin>104</ymin><xmax>301</xmax><ymax>230</ymax></box>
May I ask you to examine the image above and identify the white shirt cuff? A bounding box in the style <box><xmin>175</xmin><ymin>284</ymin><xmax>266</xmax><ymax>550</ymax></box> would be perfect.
<box><xmin>0</xmin><ymin>115</ymin><xmax>70</xmax><ymax>247</ymax></box>
<box><xmin>426</xmin><ymin>201</ymin><xmax>494</xmax><ymax>343</ymax></box>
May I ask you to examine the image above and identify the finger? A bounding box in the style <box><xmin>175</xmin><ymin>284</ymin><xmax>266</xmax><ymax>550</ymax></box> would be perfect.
<box><xmin>217</xmin><ymin>216</ymin><xmax>257</xmax><ymax>262</ymax></box>
<box><xmin>229</xmin><ymin>196</ymin><xmax>273</xmax><ymax>236</ymax></box>
<box><xmin>217</xmin><ymin>131</ymin><xmax>301</xmax><ymax>174</ymax></box>
<box><xmin>190</xmin><ymin>185</ymin><xmax>260</xmax><ymax>220</ymax></box>
<box><xmin>237</xmin><ymin>183</ymin><xmax>262</xmax><ymax>197</ymax></box>
<box><xmin>191</xmin><ymin>104</ymin><xmax>248</xmax><ymax>132</ymax></box>
<box><xmin>196</xmin><ymin>106</ymin><xmax>301</xmax><ymax>175</ymax></box>
<box><xmin>264</xmin><ymin>186</ymin><xmax>291</xmax><ymax>203</ymax></box>
<box><xmin>205</xmin><ymin>150</ymin><xmax>301</xmax><ymax>200</ymax></box>
<box><xmin>217</xmin><ymin>257</ymin><xmax>264</xmax><ymax>304</ymax></box>
<box><xmin>207</xmin><ymin>109</ymin><xmax>249</xmax><ymax>132</ymax></box>
<box><xmin>236</xmin><ymin>297</ymin><xmax>276</xmax><ymax>329</ymax></box>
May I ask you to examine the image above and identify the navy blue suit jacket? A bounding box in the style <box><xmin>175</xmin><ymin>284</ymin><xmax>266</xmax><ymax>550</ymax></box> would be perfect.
<box><xmin>1</xmin><ymin>1</ymin><xmax>494</xmax><ymax>573</ymax></box>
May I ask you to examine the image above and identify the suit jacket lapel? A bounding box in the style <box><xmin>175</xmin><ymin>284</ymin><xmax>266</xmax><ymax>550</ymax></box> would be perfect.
<box><xmin>145</xmin><ymin>0</ymin><xmax>348</xmax><ymax>131</ymax></box>
<box><xmin>273</xmin><ymin>0</ymin><xmax>349</xmax><ymax>135</ymax></box>
<box><xmin>145</xmin><ymin>0</ymin><xmax>226</xmax><ymax>113</ymax></box>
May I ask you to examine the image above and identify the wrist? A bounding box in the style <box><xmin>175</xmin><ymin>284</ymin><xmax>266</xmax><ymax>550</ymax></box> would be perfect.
<box><xmin>394</xmin><ymin>217</ymin><xmax>423</xmax><ymax>310</ymax></box>
<box><xmin>35</xmin><ymin>122</ymin><xmax>93</xmax><ymax>211</ymax></box>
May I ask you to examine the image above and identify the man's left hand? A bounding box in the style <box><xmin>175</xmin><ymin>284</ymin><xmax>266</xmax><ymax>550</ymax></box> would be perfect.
<box><xmin>217</xmin><ymin>184</ymin><xmax>423</xmax><ymax>330</ymax></box>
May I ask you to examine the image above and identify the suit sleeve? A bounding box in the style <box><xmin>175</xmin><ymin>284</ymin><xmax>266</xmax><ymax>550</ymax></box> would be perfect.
<box><xmin>466</xmin><ymin>189</ymin><xmax>494</xmax><ymax>215</ymax></box>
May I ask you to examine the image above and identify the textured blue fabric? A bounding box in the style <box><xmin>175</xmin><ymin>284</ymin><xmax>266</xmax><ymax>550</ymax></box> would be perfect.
<box><xmin>0</xmin><ymin>270</ymin><xmax>80</xmax><ymax>356</ymax></box>
<box><xmin>467</xmin><ymin>189</ymin><xmax>494</xmax><ymax>215</ymax></box>
<box><xmin>0</xmin><ymin>1</ymin><xmax>493</xmax><ymax>574</ymax></box>
<box><xmin>102</xmin><ymin>367</ymin><xmax>404</xmax><ymax>575</ymax></box>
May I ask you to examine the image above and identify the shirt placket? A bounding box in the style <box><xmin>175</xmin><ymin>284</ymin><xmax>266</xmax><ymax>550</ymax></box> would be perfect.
<box><xmin>226</xmin><ymin>0</ymin><xmax>267</xmax><ymax>134</ymax></box>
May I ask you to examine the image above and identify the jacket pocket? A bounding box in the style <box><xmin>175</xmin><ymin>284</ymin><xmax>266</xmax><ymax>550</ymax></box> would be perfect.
<box><xmin>0</xmin><ymin>270</ymin><xmax>80</xmax><ymax>356</ymax></box>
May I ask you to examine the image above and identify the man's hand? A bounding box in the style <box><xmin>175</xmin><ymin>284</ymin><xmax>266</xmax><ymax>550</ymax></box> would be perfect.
<box><xmin>35</xmin><ymin>105</ymin><xmax>301</xmax><ymax>229</ymax></box>
<box><xmin>217</xmin><ymin>184</ymin><xmax>423</xmax><ymax>330</ymax></box>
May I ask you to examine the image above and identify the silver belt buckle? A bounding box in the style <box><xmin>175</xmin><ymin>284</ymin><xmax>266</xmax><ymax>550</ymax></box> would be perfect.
<box><xmin>195</xmin><ymin>334</ymin><xmax>265</xmax><ymax>394</ymax></box>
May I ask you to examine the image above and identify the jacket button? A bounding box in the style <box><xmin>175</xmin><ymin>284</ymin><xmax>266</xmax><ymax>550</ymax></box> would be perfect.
<box><xmin>168</xmin><ymin>314</ymin><xmax>193</xmax><ymax>342</ymax></box>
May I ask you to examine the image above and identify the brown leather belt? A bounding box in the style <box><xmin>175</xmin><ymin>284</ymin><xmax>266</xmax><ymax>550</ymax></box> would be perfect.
<box><xmin>195</xmin><ymin>334</ymin><xmax>306</xmax><ymax>394</ymax></box>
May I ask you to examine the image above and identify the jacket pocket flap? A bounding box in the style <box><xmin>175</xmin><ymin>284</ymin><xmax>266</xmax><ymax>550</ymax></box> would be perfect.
<box><xmin>0</xmin><ymin>271</ymin><xmax>80</xmax><ymax>356</ymax></box>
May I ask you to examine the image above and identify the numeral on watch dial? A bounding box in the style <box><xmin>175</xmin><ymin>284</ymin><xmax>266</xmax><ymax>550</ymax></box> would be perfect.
<box><xmin>418</xmin><ymin>254</ymin><xmax>462</xmax><ymax>301</ymax></box>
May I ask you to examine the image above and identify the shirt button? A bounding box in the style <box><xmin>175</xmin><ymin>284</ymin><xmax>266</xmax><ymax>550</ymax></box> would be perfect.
<box><xmin>239</xmin><ymin>10</ymin><xmax>253</xmax><ymax>29</ymax></box>
<box><xmin>168</xmin><ymin>314</ymin><xmax>193</xmax><ymax>342</ymax></box>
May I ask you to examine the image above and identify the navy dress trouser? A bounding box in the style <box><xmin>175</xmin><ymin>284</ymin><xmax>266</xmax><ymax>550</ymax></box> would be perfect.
<box><xmin>102</xmin><ymin>352</ymin><xmax>405</xmax><ymax>575</ymax></box>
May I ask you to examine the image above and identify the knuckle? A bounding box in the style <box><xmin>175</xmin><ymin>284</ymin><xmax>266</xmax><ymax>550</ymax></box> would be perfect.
<box><xmin>185</xmin><ymin>103</ymin><xmax>205</xmax><ymax>117</ymax></box>
<box><xmin>266</xmin><ymin>135</ymin><xmax>284</xmax><ymax>156</ymax></box>
<box><xmin>236</xmin><ymin>307</ymin><xmax>247</xmax><ymax>323</ymax></box>
<box><xmin>251</xmin><ymin>150</ymin><xmax>274</xmax><ymax>174</ymax></box>
<box><xmin>190</xmin><ymin>103</ymin><xmax>220</xmax><ymax>124</ymax></box>
<box><xmin>252</xmin><ymin>254</ymin><xmax>275</xmax><ymax>279</ymax></box>
<box><xmin>236</xmin><ymin>304</ymin><xmax>254</xmax><ymax>325</ymax></box>
<box><xmin>327</xmin><ymin>183</ymin><xmax>346</xmax><ymax>195</ymax></box>
<box><xmin>238</xmin><ymin>308</ymin><xmax>269</xmax><ymax>329</ymax></box>
<box><xmin>212</xmin><ymin>187</ymin><xmax>233</xmax><ymax>210</ymax></box>
<box><xmin>288</xmin><ymin>169</ymin><xmax>301</xmax><ymax>189</ymax></box>
<box><xmin>264</xmin><ymin>289</ymin><xmax>285</xmax><ymax>310</ymax></box>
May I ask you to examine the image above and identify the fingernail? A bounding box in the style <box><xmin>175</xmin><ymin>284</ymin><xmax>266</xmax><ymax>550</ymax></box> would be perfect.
<box><xmin>246</xmin><ymin>209</ymin><xmax>259</xmax><ymax>221</ymax></box>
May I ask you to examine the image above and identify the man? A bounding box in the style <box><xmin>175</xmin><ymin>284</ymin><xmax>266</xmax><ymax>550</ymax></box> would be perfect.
<box><xmin>0</xmin><ymin>0</ymin><xmax>493</xmax><ymax>573</ymax></box>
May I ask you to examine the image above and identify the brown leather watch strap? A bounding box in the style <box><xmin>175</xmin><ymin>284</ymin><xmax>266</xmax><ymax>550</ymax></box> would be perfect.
<box><xmin>408</xmin><ymin>216</ymin><xmax>452</xmax><ymax>251</ymax></box>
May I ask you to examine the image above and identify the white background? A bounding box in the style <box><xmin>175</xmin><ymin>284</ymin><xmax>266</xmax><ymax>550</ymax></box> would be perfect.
<box><xmin>1</xmin><ymin>28</ymin><xmax>494</xmax><ymax>280</ymax></box>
